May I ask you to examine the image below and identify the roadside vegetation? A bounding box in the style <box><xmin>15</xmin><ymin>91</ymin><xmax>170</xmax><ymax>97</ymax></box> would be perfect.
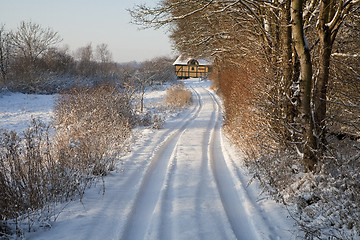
<box><xmin>130</xmin><ymin>1</ymin><xmax>360</xmax><ymax>238</ymax></box>
<box><xmin>0</xmin><ymin>84</ymin><xmax>134</xmax><ymax>236</ymax></box>
<box><xmin>54</xmin><ymin>84</ymin><xmax>134</xmax><ymax>177</ymax></box>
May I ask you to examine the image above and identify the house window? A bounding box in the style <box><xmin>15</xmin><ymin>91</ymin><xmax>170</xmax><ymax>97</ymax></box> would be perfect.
<box><xmin>191</xmin><ymin>67</ymin><xmax>195</xmax><ymax>71</ymax></box>
<box><xmin>188</xmin><ymin>59</ymin><xmax>198</xmax><ymax>66</ymax></box>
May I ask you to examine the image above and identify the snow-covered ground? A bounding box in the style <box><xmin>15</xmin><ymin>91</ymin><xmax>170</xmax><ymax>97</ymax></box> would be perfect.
<box><xmin>1</xmin><ymin>79</ymin><xmax>296</xmax><ymax>239</ymax></box>
<box><xmin>0</xmin><ymin>92</ymin><xmax>55</xmax><ymax>132</ymax></box>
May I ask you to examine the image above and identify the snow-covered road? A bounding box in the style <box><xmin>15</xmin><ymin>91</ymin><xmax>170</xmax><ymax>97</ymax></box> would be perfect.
<box><xmin>28</xmin><ymin>79</ymin><xmax>294</xmax><ymax>240</ymax></box>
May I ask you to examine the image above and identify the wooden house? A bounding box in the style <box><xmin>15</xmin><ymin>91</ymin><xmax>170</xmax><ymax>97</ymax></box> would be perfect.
<box><xmin>173</xmin><ymin>55</ymin><xmax>211</xmax><ymax>79</ymax></box>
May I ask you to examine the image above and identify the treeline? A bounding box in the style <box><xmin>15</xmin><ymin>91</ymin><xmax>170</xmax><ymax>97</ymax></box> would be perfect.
<box><xmin>0</xmin><ymin>21</ymin><xmax>175</xmax><ymax>94</ymax></box>
<box><xmin>130</xmin><ymin>1</ymin><xmax>360</xmax><ymax>238</ymax></box>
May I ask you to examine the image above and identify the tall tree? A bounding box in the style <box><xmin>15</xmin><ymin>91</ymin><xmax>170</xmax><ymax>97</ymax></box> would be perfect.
<box><xmin>291</xmin><ymin>0</ymin><xmax>317</xmax><ymax>171</ymax></box>
<box><xmin>314</xmin><ymin>0</ymin><xmax>358</xmax><ymax>151</ymax></box>
<box><xmin>75</xmin><ymin>43</ymin><xmax>95</xmax><ymax>76</ymax></box>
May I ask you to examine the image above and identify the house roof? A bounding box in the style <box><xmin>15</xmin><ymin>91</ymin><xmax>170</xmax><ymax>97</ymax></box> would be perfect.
<box><xmin>173</xmin><ymin>55</ymin><xmax>212</xmax><ymax>66</ymax></box>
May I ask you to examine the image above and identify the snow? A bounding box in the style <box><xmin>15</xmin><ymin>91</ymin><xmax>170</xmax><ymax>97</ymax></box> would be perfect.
<box><xmin>0</xmin><ymin>92</ymin><xmax>55</xmax><ymax>132</ymax></box>
<box><xmin>0</xmin><ymin>79</ymin><xmax>296</xmax><ymax>239</ymax></box>
<box><xmin>173</xmin><ymin>55</ymin><xmax>212</xmax><ymax>66</ymax></box>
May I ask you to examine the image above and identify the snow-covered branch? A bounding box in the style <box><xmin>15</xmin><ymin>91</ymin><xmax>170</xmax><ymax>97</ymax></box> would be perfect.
<box><xmin>331</xmin><ymin>52</ymin><xmax>360</xmax><ymax>57</ymax></box>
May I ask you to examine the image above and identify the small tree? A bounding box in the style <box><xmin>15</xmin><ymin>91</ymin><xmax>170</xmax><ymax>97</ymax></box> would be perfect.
<box><xmin>95</xmin><ymin>43</ymin><xmax>115</xmax><ymax>77</ymax></box>
<box><xmin>95</xmin><ymin>43</ymin><xmax>112</xmax><ymax>64</ymax></box>
<box><xmin>134</xmin><ymin>62</ymin><xmax>154</xmax><ymax>113</ymax></box>
<box><xmin>134</xmin><ymin>57</ymin><xmax>176</xmax><ymax>113</ymax></box>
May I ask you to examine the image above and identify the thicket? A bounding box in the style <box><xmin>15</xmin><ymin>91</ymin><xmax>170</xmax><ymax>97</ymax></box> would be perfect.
<box><xmin>214</xmin><ymin>53</ymin><xmax>360</xmax><ymax>239</ymax></box>
<box><xmin>130</xmin><ymin>1</ymin><xmax>360</xmax><ymax>238</ymax></box>
<box><xmin>0</xmin><ymin>120</ymin><xmax>90</xmax><ymax>237</ymax></box>
<box><xmin>212</xmin><ymin>11</ymin><xmax>360</xmax><ymax>240</ymax></box>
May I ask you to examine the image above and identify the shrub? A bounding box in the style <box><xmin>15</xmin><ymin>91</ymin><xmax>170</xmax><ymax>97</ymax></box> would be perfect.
<box><xmin>54</xmin><ymin>83</ymin><xmax>134</xmax><ymax>176</ymax></box>
<box><xmin>164</xmin><ymin>84</ymin><xmax>192</xmax><ymax>108</ymax></box>
<box><xmin>0</xmin><ymin>120</ymin><xmax>83</xmax><ymax>235</ymax></box>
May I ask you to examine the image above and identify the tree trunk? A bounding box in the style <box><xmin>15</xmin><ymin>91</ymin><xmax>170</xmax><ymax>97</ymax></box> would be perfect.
<box><xmin>281</xmin><ymin>0</ymin><xmax>295</xmax><ymax>141</ymax></box>
<box><xmin>313</xmin><ymin>0</ymin><xmax>337</xmax><ymax>155</ymax></box>
<box><xmin>291</xmin><ymin>0</ymin><xmax>317</xmax><ymax>172</ymax></box>
<box><xmin>140</xmin><ymin>85</ymin><xmax>145</xmax><ymax>113</ymax></box>
<box><xmin>0</xmin><ymin>34</ymin><xmax>8</xmax><ymax>86</ymax></box>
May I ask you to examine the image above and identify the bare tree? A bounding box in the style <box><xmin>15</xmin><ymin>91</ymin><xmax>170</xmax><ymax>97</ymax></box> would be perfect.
<box><xmin>75</xmin><ymin>43</ymin><xmax>95</xmax><ymax>76</ymax></box>
<box><xmin>75</xmin><ymin>43</ymin><xmax>93</xmax><ymax>63</ymax></box>
<box><xmin>313</xmin><ymin>0</ymin><xmax>358</xmax><ymax>151</ymax></box>
<box><xmin>95</xmin><ymin>43</ymin><xmax>115</xmax><ymax>77</ymax></box>
<box><xmin>291</xmin><ymin>0</ymin><xmax>317</xmax><ymax>171</ymax></box>
<box><xmin>127</xmin><ymin>57</ymin><xmax>175</xmax><ymax>113</ymax></box>
<box><xmin>10</xmin><ymin>21</ymin><xmax>62</xmax><ymax>63</ymax></box>
<box><xmin>0</xmin><ymin>25</ymin><xmax>12</xmax><ymax>86</ymax></box>
<box><xmin>95</xmin><ymin>43</ymin><xmax>112</xmax><ymax>63</ymax></box>
<box><xmin>135</xmin><ymin>61</ymin><xmax>156</xmax><ymax>113</ymax></box>
<box><xmin>289</xmin><ymin>0</ymin><xmax>359</xmax><ymax>171</ymax></box>
<box><xmin>41</xmin><ymin>46</ymin><xmax>75</xmax><ymax>74</ymax></box>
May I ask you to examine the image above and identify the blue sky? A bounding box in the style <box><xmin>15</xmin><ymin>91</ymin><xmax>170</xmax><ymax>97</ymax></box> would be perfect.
<box><xmin>1</xmin><ymin>0</ymin><xmax>173</xmax><ymax>63</ymax></box>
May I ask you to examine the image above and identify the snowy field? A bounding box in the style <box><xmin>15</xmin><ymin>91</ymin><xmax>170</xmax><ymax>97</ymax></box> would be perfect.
<box><xmin>1</xmin><ymin>79</ymin><xmax>296</xmax><ymax>239</ymax></box>
<box><xmin>0</xmin><ymin>92</ymin><xmax>55</xmax><ymax>132</ymax></box>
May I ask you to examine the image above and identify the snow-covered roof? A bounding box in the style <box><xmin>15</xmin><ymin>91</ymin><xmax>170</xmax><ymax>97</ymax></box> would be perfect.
<box><xmin>173</xmin><ymin>55</ymin><xmax>212</xmax><ymax>66</ymax></box>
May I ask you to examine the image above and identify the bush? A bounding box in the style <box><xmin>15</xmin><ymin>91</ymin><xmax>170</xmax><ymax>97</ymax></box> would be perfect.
<box><xmin>164</xmin><ymin>84</ymin><xmax>192</xmax><ymax>108</ymax></box>
<box><xmin>0</xmin><ymin>120</ymin><xmax>83</xmax><ymax>235</ymax></box>
<box><xmin>54</xmin><ymin>83</ymin><xmax>134</xmax><ymax>176</ymax></box>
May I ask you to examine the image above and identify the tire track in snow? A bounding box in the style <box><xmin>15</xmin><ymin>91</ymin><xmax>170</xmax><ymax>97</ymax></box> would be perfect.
<box><xmin>156</xmin><ymin>146</ymin><xmax>178</xmax><ymax>240</ymax></box>
<box><xmin>220</xmin><ymin>129</ymin><xmax>290</xmax><ymax>239</ymax></box>
<box><xmin>206</xmin><ymin>89</ymin><xmax>260</xmax><ymax>240</ymax></box>
<box><xmin>194</xmin><ymin>87</ymin><xmax>226</xmax><ymax>238</ymax></box>
<box><xmin>80</xmin><ymin>90</ymin><xmax>203</xmax><ymax>240</ymax></box>
<box><xmin>118</xmin><ymin>87</ymin><xmax>202</xmax><ymax>191</ymax></box>
<box><xmin>120</xmin><ymin>86</ymin><xmax>203</xmax><ymax>240</ymax></box>
<box><xmin>154</xmin><ymin>86</ymin><xmax>203</xmax><ymax>240</ymax></box>
<box><xmin>152</xmin><ymin>85</ymin><xmax>235</xmax><ymax>240</ymax></box>
<box><xmin>208</xmin><ymin>89</ymin><xmax>291</xmax><ymax>239</ymax></box>
<box><xmin>153</xmin><ymin>86</ymin><xmax>230</xmax><ymax>239</ymax></box>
